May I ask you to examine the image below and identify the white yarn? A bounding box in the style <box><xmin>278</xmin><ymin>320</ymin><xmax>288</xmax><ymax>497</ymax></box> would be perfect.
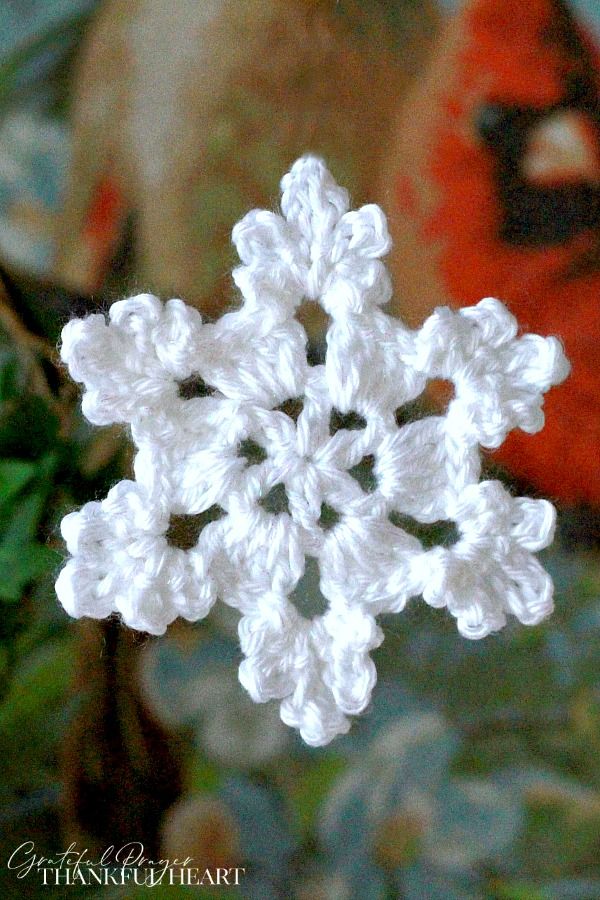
<box><xmin>56</xmin><ymin>156</ymin><xmax>570</xmax><ymax>746</ymax></box>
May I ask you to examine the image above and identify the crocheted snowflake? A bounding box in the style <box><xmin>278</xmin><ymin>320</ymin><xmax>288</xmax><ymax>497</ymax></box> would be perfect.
<box><xmin>56</xmin><ymin>156</ymin><xmax>569</xmax><ymax>746</ymax></box>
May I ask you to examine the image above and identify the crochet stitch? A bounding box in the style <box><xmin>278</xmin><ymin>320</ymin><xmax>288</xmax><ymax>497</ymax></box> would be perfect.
<box><xmin>56</xmin><ymin>156</ymin><xmax>569</xmax><ymax>746</ymax></box>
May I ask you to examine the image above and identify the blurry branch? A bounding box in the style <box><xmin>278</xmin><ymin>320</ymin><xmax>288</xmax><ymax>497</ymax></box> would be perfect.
<box><xmin>0</xmin><ymin>276</ymin><xmax>57</xmax><ymax>405</ymax></box>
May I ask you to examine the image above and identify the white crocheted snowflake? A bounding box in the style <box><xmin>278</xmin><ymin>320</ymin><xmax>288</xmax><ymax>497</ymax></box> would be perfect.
<box><xmin>56</xmin><ymin>156</ymin><xmax>569</xmax><ymax>746</ymax></box>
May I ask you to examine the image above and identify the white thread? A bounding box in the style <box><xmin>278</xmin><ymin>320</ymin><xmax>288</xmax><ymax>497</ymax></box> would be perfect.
<box><xmin>56</xmin><ymin>156</ymin><xmax>570</xmax><ymax>746</ymax></box>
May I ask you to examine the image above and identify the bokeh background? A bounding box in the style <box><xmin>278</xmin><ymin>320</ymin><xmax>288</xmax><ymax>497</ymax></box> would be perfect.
<box><xmin>0</xmin><ymin>1</ymin><xmax>599</xmax><ymax>898</ymax></box>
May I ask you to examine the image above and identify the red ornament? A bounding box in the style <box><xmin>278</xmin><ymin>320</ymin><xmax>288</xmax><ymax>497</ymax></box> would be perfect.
<box><xmin>382</xmin><ymin>0</ymin><xmax>600</xmax><ymax>505</ymax></box>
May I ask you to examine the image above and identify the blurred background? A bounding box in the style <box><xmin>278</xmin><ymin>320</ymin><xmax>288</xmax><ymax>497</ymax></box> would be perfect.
<box><xmin>0</xmin><ymin>1</ymin><xmax>599</xmax><ymax>897</ymax></box>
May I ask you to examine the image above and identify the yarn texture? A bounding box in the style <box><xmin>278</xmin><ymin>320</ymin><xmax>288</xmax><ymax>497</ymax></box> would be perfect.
<box><xmin>56</xmin><ymin>156</ymin><xmax>570</xmax><ymax>746</ymax></box>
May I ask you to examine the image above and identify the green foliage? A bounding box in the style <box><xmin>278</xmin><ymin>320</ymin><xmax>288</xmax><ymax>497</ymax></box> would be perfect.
<box><xmin>0</xmin><ymin>637</ymin><xmax>74</xmax><ymax>734</ymax></box>
<box><xmin>291</xmin><ymin>753</ymin><xmax>346</xmax><ymax>836</ymax></box>
<box><xmin>187</xmin><ymin>755</ymin><xmax>221</xmax><ymax>795</ymax></box>
<box><xmin>0</xmin><ymin>457</ymin><xmax>60</xmax><ymax>602</ymax></box>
